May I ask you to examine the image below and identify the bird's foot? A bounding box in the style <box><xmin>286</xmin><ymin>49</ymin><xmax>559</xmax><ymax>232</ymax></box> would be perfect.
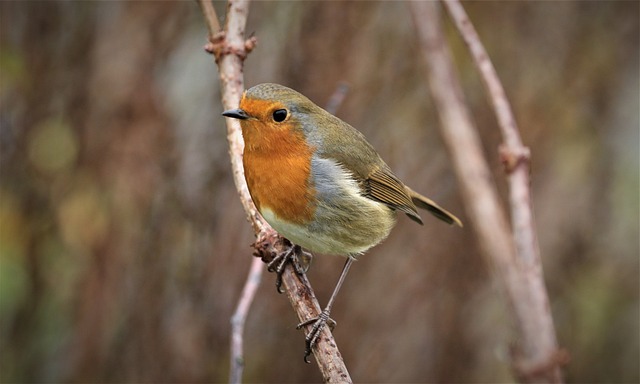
<box><xmin>267</xmin><ymin>244</ymin><xmax>312</xmax><ymax>293</ymax></box>
<box><xmin>296</xmin><ymin>309</ymin><xmax>337</xmax><ymax>363</ymax></box>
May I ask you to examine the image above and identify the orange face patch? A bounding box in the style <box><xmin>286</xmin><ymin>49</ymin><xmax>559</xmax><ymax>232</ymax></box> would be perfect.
<box><xmin>240</xmin><ymin>97</ymin><xmax>316</xmax><ymax>225</ymax></box>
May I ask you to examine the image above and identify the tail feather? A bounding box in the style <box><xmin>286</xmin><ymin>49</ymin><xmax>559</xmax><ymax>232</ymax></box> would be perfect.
<box><xmin>406</xmin><ymin>187</ymin><xmax>463</xmax><ymax>227</ymax></box>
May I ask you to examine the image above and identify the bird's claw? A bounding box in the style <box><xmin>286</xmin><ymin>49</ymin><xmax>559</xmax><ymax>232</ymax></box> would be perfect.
<box><xmin>266</xmin><ymin>244</ymin><xmax>312</xmax><ymax>293</ymax></box>
<box><xmin>296</xmin><ymin>310</ymin><xmax>336</xmax><ymax>363</ymax></box>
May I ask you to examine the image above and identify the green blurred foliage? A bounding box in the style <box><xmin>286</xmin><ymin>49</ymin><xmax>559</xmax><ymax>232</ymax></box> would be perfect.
<box><xmin>0</xmin><ymin>1</ymin><xmax>638</xmax><ymax>383</ymax></box>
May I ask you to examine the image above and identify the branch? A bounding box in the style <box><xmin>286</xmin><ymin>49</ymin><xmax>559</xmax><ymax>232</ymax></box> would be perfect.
<box><xmin>197</xmin><ymin>0</ymin><xmax>220</xmax><ymax>38</ymax></box>
<box><xmin>409</xmin><ymin>1</ymin><xmax>564</xmax><ymax>382</ymax></box>
<box><xmin>229</xmin><ymin>257</ymin><xmax>262</xmax><ymax>384</ymax></box>
<box><xmin>440</xmin><ymin>2</ymin><xmax>564</xmax><ymax>382</ymax></box>
<box><xmin>197</xmin><ymin>1</ymin><xmax>351</xmax><ymax>382</ymax></box>
<box><xmin>254</xmin><ymin>235</ymin><xmax>353</xmax><ymax>382</ymax></box>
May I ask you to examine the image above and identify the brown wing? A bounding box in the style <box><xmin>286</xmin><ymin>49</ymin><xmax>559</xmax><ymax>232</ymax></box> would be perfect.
<box><xmin>365</xmin><ymin>167</ymin><xmax>424</xmax><ymax>225</ymax></box>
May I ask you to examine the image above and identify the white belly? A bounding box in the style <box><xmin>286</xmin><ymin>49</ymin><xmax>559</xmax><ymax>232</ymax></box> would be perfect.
<box><xmin>260</xmin><ymin>156</ymin><xmax>397</xmax><ymax>256</ymax></box>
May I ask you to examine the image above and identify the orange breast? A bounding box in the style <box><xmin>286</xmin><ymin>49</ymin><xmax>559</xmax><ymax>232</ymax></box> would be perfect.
<box><xmin>243</xmin><ymin>126</ymin><xmax>316</xmax><ymax>225</ymax></box>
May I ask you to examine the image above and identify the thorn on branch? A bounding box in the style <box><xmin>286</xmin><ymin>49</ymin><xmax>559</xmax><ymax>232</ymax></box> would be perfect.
<box><xmin>245</xmin><ymin>35</ymin><xmax>258</xmax><ymax>54</ymax></box>
<box><xmin>499</xmin><ymin>144</ymin><xmax>531</xmax><ymax>174</ymax></box>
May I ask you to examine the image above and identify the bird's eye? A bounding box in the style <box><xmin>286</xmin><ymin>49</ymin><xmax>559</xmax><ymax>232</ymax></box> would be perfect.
<box><xmin>272</xmin><ymin>109</ymin><xmax>288</xmax><ymax>122</ymax></box>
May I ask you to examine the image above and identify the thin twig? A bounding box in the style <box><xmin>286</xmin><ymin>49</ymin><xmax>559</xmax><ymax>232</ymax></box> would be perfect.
<box><xmin>441</xmin><ymin>1</ymin><xmax>563</xmax><ymax>381</ymax></box>
<box><xmin>197</xmin><ymin>1</ymin><xmax>351</xmax><ymax>382</ymax></box>
<box><xmin>229</xmin><ymin>257</ymin><xmax>263</xmax><ymax>384</ymax></box>
<box><xmin>409</xmin><ymin>2</ymin><xmax>563</xmax><ymax>383</ymax></box>
<box><xmin>198</xmin><ymin>3</ymin><xmax>266</xmax><ymax>382</ymax></box>
<box><xmin>202</xmin><ymin>0</ymin><xmax>264</xmax><ymax>233</ymax></box>
<box><xmin>197</xmin><ymin>0</ymin><xmax>221</xmax><ymax>38</ymax></box>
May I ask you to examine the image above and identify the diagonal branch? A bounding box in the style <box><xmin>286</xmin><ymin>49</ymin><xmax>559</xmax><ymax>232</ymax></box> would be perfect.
<box><xmin>440</xmin><ymin>2</ymin><xmax>565</xmax><ymax>382</ymax></box>
<box><xmin>441</xmin><ymin>0</ymin><xmax>538</xmax><ymax>264</ymax></box>
<box><xmin>197</xmin><ymin>0</ymin><xmax>220</xmax><ymax>38</ymax></box>
<box><xmin>444</xmin><ymin>0</ymin><xmax>562</xmax><ymax>381</ymax></box>
<box><xmin>409</xmin><ymin>1</ymin><xmax>565</xmax><ymax>382</ymax></box>
<box><xmin>197</xmin><ymin>1</ymin><xmax>351</xmax><ymax>382</ymax></box>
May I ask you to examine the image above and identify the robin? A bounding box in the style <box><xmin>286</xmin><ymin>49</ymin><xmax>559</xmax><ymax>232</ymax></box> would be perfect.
<box><xmin>222</xmin><ymin>83</ymin><xmax>461</xmax><ymax>362</ymax></box>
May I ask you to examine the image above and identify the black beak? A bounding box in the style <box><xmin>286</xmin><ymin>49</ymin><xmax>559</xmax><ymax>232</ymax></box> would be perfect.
<box><xmin>222</xmin><ymin>108</ymin><xmax>250</xmax><ymax>120</ymax></box>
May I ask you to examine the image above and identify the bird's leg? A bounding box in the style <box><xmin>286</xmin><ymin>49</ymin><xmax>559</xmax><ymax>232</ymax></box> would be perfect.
<box><xmin>267</xmin><ymin>243</ymin><xmax>313</xmax><ymax>293</ymax></box>
<box><xmin>296</xmin><ymin>257</ymin><xmax>354</xmax><ymax>363</ymax></box>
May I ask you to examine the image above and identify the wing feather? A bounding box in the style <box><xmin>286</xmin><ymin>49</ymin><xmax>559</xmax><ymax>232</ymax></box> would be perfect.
<box><xmin>365</xmin><ymin>167</ymin><xmax>423</xmax><ymax>225</ymax></box>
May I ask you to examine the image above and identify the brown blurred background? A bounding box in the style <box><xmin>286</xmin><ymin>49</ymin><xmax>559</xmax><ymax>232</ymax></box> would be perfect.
<box><xmin>1</xmin><ymin>1</ymin><xmax>638</xmax><ymax>383</ymax></box>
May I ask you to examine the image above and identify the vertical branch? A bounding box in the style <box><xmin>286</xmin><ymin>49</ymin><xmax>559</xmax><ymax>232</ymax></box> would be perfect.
<box><xmin>197</xmin><ymin>1</ymin><xmax>351</xmax><ymax>382</ymax></box>
<box><xmin>203</xmin><ymin>0</ymin><xmax>264</xmax><ymax>234</ymax></box>
<box><xmin>409</xmin><ymin>1</ymin><xmax>564</xmax><ymax>382</ymax></box>
<box><xmin>441</xmin><ymin>0</ymin><xmax>536</xmax><ymax>260</ymax></box>
<box><xmin>440</xmin><ymin>1</ymin><xmax>564</xmax><ymax>380</ymax></box>
<box><xmin>229</xmin><ymin>257</ymin><xmax>263</xmax><ymax>384</ymax></box>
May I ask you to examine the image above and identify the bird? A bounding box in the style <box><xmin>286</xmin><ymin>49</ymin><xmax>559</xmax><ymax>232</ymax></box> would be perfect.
<box><xmin>222</xmin><ymin>83</ymin><xmax>462</xmax><ymax>362</ymax></box>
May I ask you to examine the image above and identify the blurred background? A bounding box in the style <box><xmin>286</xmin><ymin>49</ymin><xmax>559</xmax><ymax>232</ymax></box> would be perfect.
<box><xmin>1</xmin><ymin>1</ymin><xmax>638</xmax><ymax>383</ymax></box>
